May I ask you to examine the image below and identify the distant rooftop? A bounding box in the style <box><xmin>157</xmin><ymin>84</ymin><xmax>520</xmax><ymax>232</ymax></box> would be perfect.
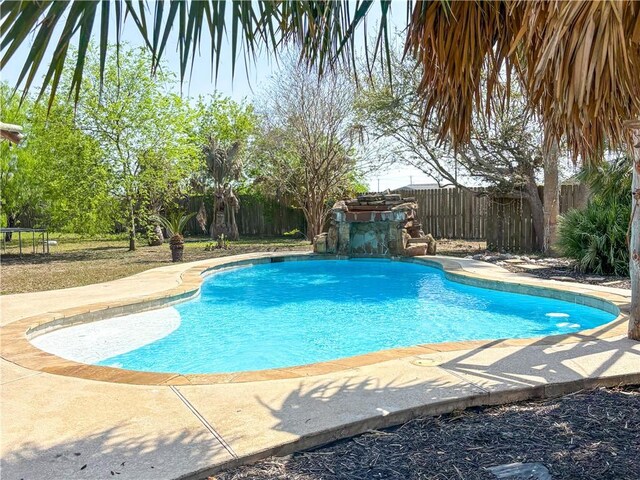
<box><xmin>394</xmin><ymin>183</ymin><xmax>454</xmax><ymax>191</ymax></box>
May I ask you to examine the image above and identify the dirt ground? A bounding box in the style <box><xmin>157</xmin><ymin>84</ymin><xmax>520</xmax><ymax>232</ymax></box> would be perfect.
<box><xmin>458</xmin><ymin>249</ymin><xmax>631</xmax><ymax>290</ymax></box>
<box><xmin>215</xmin><ymin>387</ymin><xmax>640</xmax><ymax>480</ymax></box>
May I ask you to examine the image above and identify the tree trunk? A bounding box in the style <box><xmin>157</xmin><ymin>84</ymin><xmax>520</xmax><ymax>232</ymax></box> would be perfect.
<box><xmin>575</xmin><ymin>181</ymin><xmax>591</xmax><ymax>210</ymax></box>
<box><xmin>306</xmin><ymin>205</ymin><xmax>325</xmax><ymax>244</ymax></box>
<box><xmin>629</xmin><ymin>132</ymin><xmax>640</xmax><ymax>340</ymax></box>
<box><xmin>210</xmin><ymin>191</ymin><xmax>220</xmax><ymax>239</ymax></box>
<box><xmin>307</xmin><ymin>219</ymin><xmax>321</xmax><ymax>244</ymax></box>
<box><xmin>229</xmin><ymin>207</ymin><xmax>239</xmax><ymax>241</ymax></box>
<box><xmin>525</xmin><ymin>177</ymin><xmax>545</xmax><ymax>251</ymax></box>
<box><xmin>543</xmin><ymin>138</ymin><xmax>560</xmax><ymax>254</ymax></box>
<box><xmin>128</xmin><ymin>200</ymin><xmax>136</xmax><ymax>251</ymax></box>
<box><xmin>4</xmin><ymin>213</ymin><xmax>16</xmax><ymax>242</ymax></box>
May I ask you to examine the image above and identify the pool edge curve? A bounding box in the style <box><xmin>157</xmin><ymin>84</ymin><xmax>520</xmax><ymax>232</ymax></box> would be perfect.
<box><xmin>0</xmin><ymin>252</ymin><xmax>632</xmax><ymax>386</ymax></box>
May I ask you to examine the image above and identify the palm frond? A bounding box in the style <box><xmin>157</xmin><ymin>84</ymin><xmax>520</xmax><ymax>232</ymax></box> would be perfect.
<box><xmin>404</xmin><ymin>1</ymin><xmax>523</xmax><ymax>149</ymax></box>
<box><xmin>1</xmin><ymin>1</ymin><xmax>389</xmax><ymax>107</ymax></box>
<box><xmin>203</xmin><ymin>136</ymin><xmax>242</xmax><ymax>186</ymax></box>
<box><xmin>151</xmin><ymin>211</ymin><xmax>195</xmax><ymax>237</ymax></box>
<box><xmin>403</xmin><ymin>0</ymin><xmax>640</xmax><ymax>160</ymax></box>
<box><xmin>578</xmin><ymin>155</ymin><xmax>633</xmax><ymax>202</ymax></box>
<box><xmin>520</xmin><ymin>0</ymin><xmax>640</xmax><ymax>163</ymax></box>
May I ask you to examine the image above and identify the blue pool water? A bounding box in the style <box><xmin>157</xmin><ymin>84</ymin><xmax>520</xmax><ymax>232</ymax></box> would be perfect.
<box><xmin>97</xmin><ymin>259</ymin><xmax>616</xmax><ymax>373</ymax></box>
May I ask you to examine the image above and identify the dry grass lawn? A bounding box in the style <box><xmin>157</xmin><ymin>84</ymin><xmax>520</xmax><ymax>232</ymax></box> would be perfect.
<box><xmin>0</xmin><ymin>235</ymin><xmax>312</xmax><ymax>295</ymax></box>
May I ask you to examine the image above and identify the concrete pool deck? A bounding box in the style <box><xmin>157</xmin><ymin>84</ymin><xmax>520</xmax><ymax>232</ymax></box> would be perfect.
<box><xmin>1</xmin><ymin>252</ymin><xmax>638</xmax><ymax>479</ymax></box>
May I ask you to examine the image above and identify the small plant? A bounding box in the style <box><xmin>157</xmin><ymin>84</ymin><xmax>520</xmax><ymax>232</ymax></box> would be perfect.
<box><xmin>217</xmin><ymin>233</ymin><xmax>228</xmax><ymax>249</ymax></box>
<box><xmin>557</xmin><ymin>201</ymin><xmax>629</xmax><ymax>275</ymax></box>
<box><xmin>283</xmin><ymin>228</ymin><xmax>304</xmax><ymax>238</ymax></box>
<box><xmin>150</xmin><ymin>211</ymin><xmax>196</xmax><ymax>262</ymax></box>
<box><xmin>204</xmin><ymin>235</ymin><xmax>229</xmax><ymax>251</ymax></box>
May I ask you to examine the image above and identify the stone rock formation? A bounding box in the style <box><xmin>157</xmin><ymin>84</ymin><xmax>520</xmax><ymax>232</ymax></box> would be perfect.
<box><xmin>312</xmin><ymin>192</ymin><xmax>437</xmax><ymax>257</ymax></box>
<box><xmin>313</xmin><ymin>232</ymin><xmax>328</xmax><ymax>253</ymax></box>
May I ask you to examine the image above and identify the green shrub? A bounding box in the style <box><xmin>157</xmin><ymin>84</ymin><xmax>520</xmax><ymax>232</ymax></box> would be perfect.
<box><xmin>557</xmin><ymin>157</ymin><xmax>631</xmax><ymax>276</ymax></box>
<box><xmin>557</xmin><ymin>200</ymin><xmax>629</xmax><ymax>275</ymax></box>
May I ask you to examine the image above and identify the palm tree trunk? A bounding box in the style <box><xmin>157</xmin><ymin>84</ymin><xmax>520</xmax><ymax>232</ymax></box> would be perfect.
<box><xmin>210</xmin><ymin>191</ymin><xmax>221</xmax><ymax>240</ymax></box>
<box><xmin>629</xmin><ymin>132</ymin><xmax>640</xmax><ymax>340</ymax></box>
<box><xmin>229</xmin><ymin>207</ymin><xmax>239</xmax><ymax>240</ymax></box>
<box><xmin>543</xmin><ymin>138</ymin><xmax>560</xmax><ymax>254</ymax></box>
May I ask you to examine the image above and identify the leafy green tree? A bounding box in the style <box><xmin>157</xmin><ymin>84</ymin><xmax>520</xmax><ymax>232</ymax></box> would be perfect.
<box><xmin>72</xmin><ymin>45</ymin><xmax>198</xmax><ymax>250</ymax></box>
<box><xmin>0</xmin><ymin>87</ymin><xmax>39</xmax><ymax>232</ymax></box>
<box><xmin>1</xmin><ymin>83</ymin><xmax>114</xmax><ymax>235</ymax></box>
<box><xmin>193</xmin><ymin>95</ymin><xmax>256</xmax><ymax>145</ymax></box>
<box><xmin>28</xmin><ymin>95</ymin><xmax>116</xmax><ymax>234</ymax></box>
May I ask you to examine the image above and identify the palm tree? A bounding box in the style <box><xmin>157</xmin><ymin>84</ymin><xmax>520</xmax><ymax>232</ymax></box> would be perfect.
<box><xmin>202</xmin><ymin>136</ymin><xmax>242</xmax><ymax>241</ymax></box>
<box><xmin>151</xmin><ymin>211</ymin><xmax>196</xmax><ymax>262</ymax></box>
<box><xmin>3</xmin><ymin>1</ymin><xmax>639</xmax><ymax>339</ymax></box>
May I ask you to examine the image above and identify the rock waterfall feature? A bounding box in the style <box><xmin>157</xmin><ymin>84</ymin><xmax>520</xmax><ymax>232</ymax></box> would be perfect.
<box><xmin>313</xmin><ymin>193</ymin><xmax>437</xmax><ymax>257</ymax></box>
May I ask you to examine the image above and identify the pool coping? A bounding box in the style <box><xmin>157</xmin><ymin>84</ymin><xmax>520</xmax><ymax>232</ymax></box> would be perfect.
<box><xmin>0</xmin><ymin>252</ymin><xmax>632</xmax><ymax>386</ymax></box>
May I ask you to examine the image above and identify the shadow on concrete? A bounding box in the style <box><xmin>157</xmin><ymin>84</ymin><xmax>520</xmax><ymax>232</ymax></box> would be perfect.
<box><xmin>253</xmin><ymin>323</ymin><xmax>639</xmax><ymax>457</ymax></box>
<box><xmin>0</xmin><ymin>422</ymin><xmax>225</xmax><ymax>480</ymax></box>
<box><xmin>217</xmin><ymin>386</ymin><xmax>640</xmax><ymax>480</ymax></box>
<box><xmin>252</xmin><ymin>373</ymin><xmax>486</xmax><ymax>454</ymax></box>
<box><xmin>439</xmin><ymin>329</ymin><xmax>640</xmax><ymax>393</ymax></box>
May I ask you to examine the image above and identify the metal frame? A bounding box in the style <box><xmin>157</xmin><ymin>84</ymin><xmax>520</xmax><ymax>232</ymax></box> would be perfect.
<box><xmin>0</xmin><ymin>228</ymin><xmax>49</xmax><ymax>256</ymax></box>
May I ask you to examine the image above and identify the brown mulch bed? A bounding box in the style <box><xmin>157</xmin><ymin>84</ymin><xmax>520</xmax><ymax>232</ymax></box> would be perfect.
<box><xmin>411</xmin><ymin>240</ymin><xmax>630</xmax><ymax>291</ymax></box>
<box><xmin>214</xmin><ymin>387</ymin><xmax>640</xmax><ymax>480</ymax></box>
<box><xmin>498</xmin><ymin>262</ymin><xmax>631</xmax><ymax>290</ymax></box>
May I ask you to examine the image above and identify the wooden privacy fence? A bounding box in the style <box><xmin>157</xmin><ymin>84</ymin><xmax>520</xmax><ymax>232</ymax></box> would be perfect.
<box><xmin>185</xmin><ymin>185</ymin><xmax>584</xmax><ymax>249</ymax></box>
<box><xmin>485</xmin><ymin>195</ymin><xmax>538</xmax><ymax>252</ymax></box>
<box><xmin>397</xmin><ymin>184</ymin><xmax>585</xmax><ymax>252</ymax></box>
<box><xmin>397</xmin><ymin>187</ymin><xmax>489</xmax><ymax>240</ymax></box>
<box><xmin>485</xmin><ymin>184</ymin><xmax>584</xmax><ymax>252</ymax></box>
<box><xmin>185</xmin><ymin>194</ymin><xmax>306</xmax><ymax>237</ymax></box>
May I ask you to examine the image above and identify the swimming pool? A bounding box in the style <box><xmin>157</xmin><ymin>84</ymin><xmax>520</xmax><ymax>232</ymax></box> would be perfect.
<box><xmin>31</xmin><ymin>259</ymin><xmax>617</xmax><ymax>374</ymax></box>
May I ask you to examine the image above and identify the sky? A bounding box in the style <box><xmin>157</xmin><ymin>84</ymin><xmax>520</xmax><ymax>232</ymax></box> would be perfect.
<box><xmin>1</xmin><ymin>1</ymin><xmax>437</xmax><ymax>191</ymax></box>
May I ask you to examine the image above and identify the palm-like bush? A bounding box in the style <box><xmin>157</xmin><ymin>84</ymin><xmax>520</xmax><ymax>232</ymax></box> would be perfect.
<box><xmin>151</xmin><ymin>212</ymin><xmax>195</xmax><ymax>262</ymax></box>
<box><xmin>557</xmin><ymin>157</ymin><xmax>632</xmax><ymax>276</ymax></box>
<box><xmin>557</xmin><ymin>201</ymin><xmax>630</xmax><ymax>276</ymax></box>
